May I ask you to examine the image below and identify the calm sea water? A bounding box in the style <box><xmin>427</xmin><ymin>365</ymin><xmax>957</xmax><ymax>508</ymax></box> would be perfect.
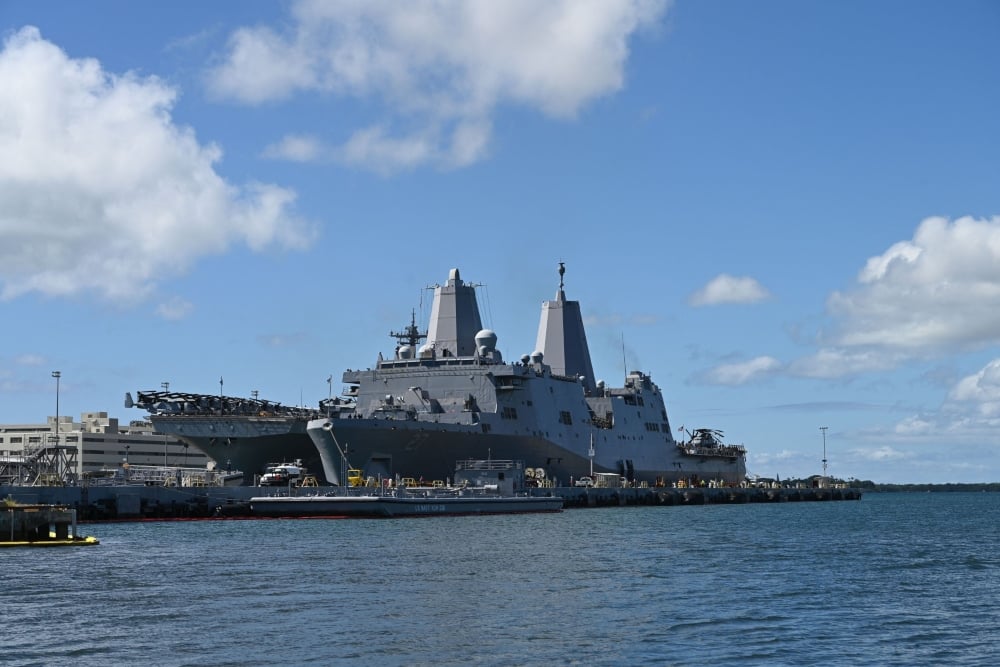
<box><xmin>3</xmin><ymin>492</ymin><xmax>998</xmax><ymax>666</ymax></box>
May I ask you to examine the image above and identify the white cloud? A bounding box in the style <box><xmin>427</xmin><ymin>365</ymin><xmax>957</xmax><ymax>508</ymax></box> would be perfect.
<box><xmin>703</xmin><ymin>356</ymin><xmax>781</xmax><ymax>385</ymax></box>
<box><xmin>946</xmin><ymin>358</ymin><xmax>1000</xmax><ymax>418</ymax></box>
<box><xmin>14</xmin><ymin>354</ymin><xmax>46</xmax><ymax>366</ymax></box>
<box><xmin>155</xmin><ymin>297</ymin><xmax>194</xmax><ymax>321</ymax></box>
<box><xmin>262</xmin><ymin>134</ymin><xmax>325</xmax><ymax>162</ymax></box>
<box><xmin>206</xmin><ymin>0</ymin><xmax>668</xmax><ymax>172</ymax></box>
<box><xmin>0</xmin><ymin>27</ymin><xmax>316</xmax><ymax>303</ymax></box>
<box><xmin>852</xmin><ymin>446</ymin><xmax>906</xmax><ymax>461</ymax></box>
<box><xmin>258</xmin><ymin>332</ymin><xmax>307</xmax><ymax>348</ymax></box>
<box><xmin>828</xmin><ymin>215</ymin><xmax>1000</xmax><ymax>351</ymax></box>
<box><xmin>787</xmin><ymin>348</ymin><xmax>903</xmax><ymax>379</ymax></box>
<box><xmin>689</xmin><ymin>274</ymin><xmax>771</xmax><ymax>306</ymax></box>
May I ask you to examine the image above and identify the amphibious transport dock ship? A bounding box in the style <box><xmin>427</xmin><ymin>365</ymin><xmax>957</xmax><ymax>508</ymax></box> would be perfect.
<box><xmin>132</xmin><ymin>265</ymin><xmax>746</xmax><ymax>486</ymax></box>
<box><xmin>307</xmin><ymin>265</ymin><xmax>746</xmax><ymax>487</ymax></box>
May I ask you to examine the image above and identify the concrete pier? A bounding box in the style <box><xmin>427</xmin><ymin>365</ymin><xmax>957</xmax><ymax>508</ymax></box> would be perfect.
<box><xmin>546</xmin><ymin>485</ymin><xmax>863</xmax><ymax>508</ymax></box>
<box><xmin>0</xmin><ymin>483</ymin><xmax>862</xmax><ymax>521</ymax></box>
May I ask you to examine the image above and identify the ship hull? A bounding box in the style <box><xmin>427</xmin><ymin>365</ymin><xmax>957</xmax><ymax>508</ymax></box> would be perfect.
<box><xmin>311</xmin><ymin>417</ymin><xmax>745</xmax><ymax>486</ymax></box>
<box><xmin>150</xmin><ymin>415</ymin><xmax>326</xmax><ymax>484</ymax></box>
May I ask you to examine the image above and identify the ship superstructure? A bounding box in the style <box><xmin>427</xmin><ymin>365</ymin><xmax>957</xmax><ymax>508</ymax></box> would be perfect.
<box><xmin>307</xmin><ymin>266</ymin><xmax>746</xmax><ymax>486</ymax></box>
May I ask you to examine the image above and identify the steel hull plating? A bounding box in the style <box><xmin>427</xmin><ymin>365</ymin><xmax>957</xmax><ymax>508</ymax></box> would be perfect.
<box><xmin>311</xmin><ymin>418</ymin><xmax>745</xmax><ymax>487</ymax></box>
<box><xmin>150</xmin><ymin>416</ymin><xmax>324</xmax><ymax>484</ymax></box>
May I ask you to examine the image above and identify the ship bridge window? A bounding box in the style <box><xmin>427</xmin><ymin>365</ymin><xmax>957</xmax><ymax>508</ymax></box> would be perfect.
<box><xmin>559</xmin><ymin>411</ymin><xmax>573</xmax><ymax>426</ymax></box>
<box><xmin>623</xmin><ymin>395</ymin><xmax>637</xmax><ymax>406</ymax></box>
<box><xmin>501</xmin><ymin>407</ymin><xmax>519</xmax><ymax>420</ymax></box>
<box><xmin>638</xmin><ymin>397</ymin><xmax>645</xmax><ymax>406</ymax></box>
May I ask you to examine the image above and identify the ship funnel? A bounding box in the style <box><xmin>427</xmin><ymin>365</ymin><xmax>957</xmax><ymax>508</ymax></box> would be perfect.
<box><xmin>426</xmin><ymin>268</ymin><xmax>484</xmax><ymax>358</ymax></box>
<box><xmin>534</xmin><ymin>263</ymin><xmax>596</xmax><ymax>392</ymax></box>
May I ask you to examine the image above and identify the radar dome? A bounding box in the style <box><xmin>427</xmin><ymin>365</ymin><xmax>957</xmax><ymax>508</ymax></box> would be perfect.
<box><xmin>474</xmin><ymin>329</ymin><xmax>498</xmax><ymax>352</ymax></box>
<box><xmin>418</xmin><ymin>344</ymin><xmax>434</xmax><ymax>359</ymax></box>
<box><xmin>530</xmin><ymin>350</ymin><xmax>544</xmax><ymax>364</ymax></box>
<box><xmin>398</xmin><ymin>345</ymin><xmax>413</xmax><ymax>359</ymax></box>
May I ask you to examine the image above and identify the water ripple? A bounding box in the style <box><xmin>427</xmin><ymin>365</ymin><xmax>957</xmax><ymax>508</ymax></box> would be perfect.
<box><xmin>3</xmin><ymin>493</ymin><xmax>999</xmax><ymax>666</ymax></box>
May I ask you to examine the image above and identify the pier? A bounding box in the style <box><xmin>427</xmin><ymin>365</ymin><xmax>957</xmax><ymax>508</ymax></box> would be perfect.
<box><xmin>0</xmin><ymin>483</ymin><xmax>861</xmax><ymax>521</ymax></box>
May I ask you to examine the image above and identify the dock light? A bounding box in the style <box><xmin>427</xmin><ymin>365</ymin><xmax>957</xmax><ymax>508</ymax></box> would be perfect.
<box><xmin>820</xmin><ymin>426</ymin><xmax>829</xmax><ymax>479</ymax></box>
<box><xmin>52</xmin><ymin>371</ymin><xmax>61</xmax><ymax>447</ymax></box>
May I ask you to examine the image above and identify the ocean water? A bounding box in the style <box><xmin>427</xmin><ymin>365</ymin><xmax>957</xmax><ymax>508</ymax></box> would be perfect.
<box><xmin>3</xmin><ymin>492</ymin><xmax>998</xmax><ymax>666</ymax></box>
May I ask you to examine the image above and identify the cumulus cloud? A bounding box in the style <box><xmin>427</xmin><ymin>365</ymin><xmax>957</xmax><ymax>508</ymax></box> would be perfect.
<box><xmin>946</xmin><ymin>358</ymin><xmax>1000</xmax><ymax>418</ymax></box>
<box><xmin>0</xmin><ymin>27</ymin><xmax>316</xmax><ymax>303</ymax></box>
<box><xmin>689</xmin><ymin>274</ymin><xmax>771</xmax><ymax>306</ymax></box>
<box><xmin>703</xmin><ymin>356</ymin><xmax>781</xmax><ymax>385</ymax></box>
<box><xmin>828</xmin><ymin>215</ymin><xmax>1000</xmax><ymax>351</ymax></box>
<box><xmin>206</xmin><ymin>0</ymin><xmax>668</xmax><ymax>172</ymax></box>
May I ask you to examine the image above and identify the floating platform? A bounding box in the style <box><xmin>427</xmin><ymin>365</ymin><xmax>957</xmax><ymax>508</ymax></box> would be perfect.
<box><xmin>249</xmin><ymin>491</ymin><xmax>563</xmax><ymax>518</ymax></box>
<box><xmin>1</xmin><ymin>501</ymin><xmax>100</xmax><ymax>547</ymax></box>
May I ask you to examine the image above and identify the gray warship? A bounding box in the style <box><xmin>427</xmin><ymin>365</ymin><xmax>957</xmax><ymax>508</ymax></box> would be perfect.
<box><xmin>307</xmin><ymin>265</ymin><xmax>746</xmax><ymax>487</ymax></box>
<box><xmin>131</xmin><ymin>265</ymin><xmax>746</xmax><ymax>486</ymax></box>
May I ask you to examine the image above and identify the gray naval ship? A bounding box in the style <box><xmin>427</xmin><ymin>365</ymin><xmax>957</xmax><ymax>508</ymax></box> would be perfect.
<box><xmin>130</xmin><ymin>264</ymin><xmax>746</xmax><ymax>486</ymax></box>
<box><xmin>306</xmin><ymin>265</ymin><xmax>746</xmax><ymax>487</ymax></box>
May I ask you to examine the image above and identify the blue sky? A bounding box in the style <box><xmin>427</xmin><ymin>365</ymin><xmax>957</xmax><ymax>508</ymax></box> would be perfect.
<box><xmin>1</xmin><ymin>1</ymin><xmax>998</xmax><ymax>483</ymax></box>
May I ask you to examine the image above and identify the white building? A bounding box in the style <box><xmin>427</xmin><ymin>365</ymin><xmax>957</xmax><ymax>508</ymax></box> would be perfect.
<box><xmin>0</xmin><ymin>411</ymin><xmax>213</xmax><ymax>482</ymax></box>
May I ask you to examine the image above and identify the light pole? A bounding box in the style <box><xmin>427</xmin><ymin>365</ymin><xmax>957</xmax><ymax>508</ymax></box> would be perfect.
<box><xmin>51</xmin><ymin>371</ymin><xmax>61</xmax><ymax>448</ymax></box>
<box><xmin>161</xmin><ymin>382</ymin><xmax>169</xmax><ymax>465</ymax></box>
<box><xmin>819</xmin><ymin>426</ymin><xmax>828</xmax><ymax>479</ymax></box>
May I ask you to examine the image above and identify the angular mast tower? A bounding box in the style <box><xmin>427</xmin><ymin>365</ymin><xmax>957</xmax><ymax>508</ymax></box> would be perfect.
<box><xmin>535</xmin><ymin>262</ymin><xmax>596</xmax><ymax>393</ymax></box>
<box><xmin>426</xmin><ymin>268</ymin><xmax>483</xmax><ymax>358</ymax></box>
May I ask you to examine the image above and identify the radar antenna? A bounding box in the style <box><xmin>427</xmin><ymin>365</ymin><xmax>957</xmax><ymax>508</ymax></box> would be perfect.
<box><xmin>558</xmin><ymin>261</ymin><xmax>565</xmax><ymax>290</ymax></box>
<box><xmin>390</xmin><ymin>310</ymin><xmax>427</xmax><ymax>348</ymax></box>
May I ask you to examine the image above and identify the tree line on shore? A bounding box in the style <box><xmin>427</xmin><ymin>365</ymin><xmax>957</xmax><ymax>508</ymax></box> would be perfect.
<box><xmin>782</xmin><ymin>477</ymin><xmax>1000</xmax><ymax>492</ymax></box>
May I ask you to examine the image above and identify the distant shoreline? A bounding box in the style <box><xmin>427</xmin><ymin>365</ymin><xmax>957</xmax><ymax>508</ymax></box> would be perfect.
<box><xmin>854</xmin><ymin>483</ymin><xmax>1000</xmax><ymax>492</ymax></box>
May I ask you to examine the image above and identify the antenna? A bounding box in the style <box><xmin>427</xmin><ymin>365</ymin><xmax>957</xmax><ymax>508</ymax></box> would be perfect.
<box><xmin>390</xmin><ymin>310</ymin><xmax>427</xmax><ymax>348</ymax></box>
<box><xmin>819</xmin><ymin>426</ymin><xmax>828</xmax><ymax>478</ymax></box>
<box><xmin>621</xmin><ymin>333</ymin><xmax>627</xmax><ymax>381</ymax></box>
